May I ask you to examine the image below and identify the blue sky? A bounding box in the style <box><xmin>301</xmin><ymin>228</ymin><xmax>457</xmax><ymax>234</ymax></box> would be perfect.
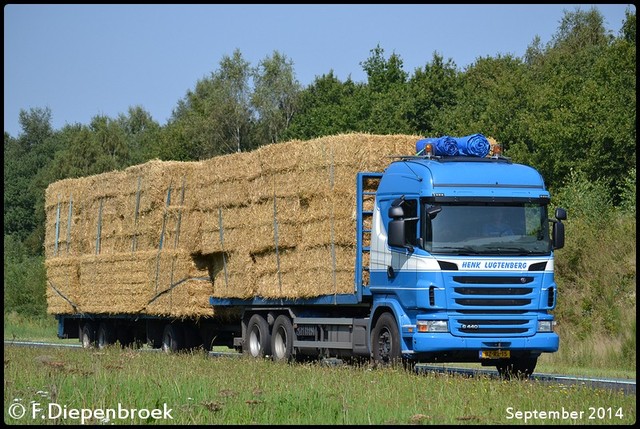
<box><xmin>4</xmin><ymin>4</ymin><xmax>634</xmax><ymax>138</ymax></box>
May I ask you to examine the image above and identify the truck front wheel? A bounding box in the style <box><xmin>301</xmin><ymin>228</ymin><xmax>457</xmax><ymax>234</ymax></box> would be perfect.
<box><xmin>371</xmin><ymin>312</ymin><xmax>402</xmax><ymax>367</ymax></box>
<box><xmin>271</xmin><ymin>315</ymin><xmax>294</xmax><ymax>362</ymax></box>
<box><xmin>244</xmin><ymin>314</ymin><xmax>271</xmax><ymax>358</ymax></box>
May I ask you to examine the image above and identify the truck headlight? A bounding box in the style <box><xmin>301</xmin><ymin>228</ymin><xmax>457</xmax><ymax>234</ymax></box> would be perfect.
<box><xmin>537</xmin><ymin>320</ymin><xmax>554</xmax><ymax>332</ymax></box>
<box><xmin>417</xmin><ymin>320</ymin><xmax>448</xmax><ymax>333</ymax></box>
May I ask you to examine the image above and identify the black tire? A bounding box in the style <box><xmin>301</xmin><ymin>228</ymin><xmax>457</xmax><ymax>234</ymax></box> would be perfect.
<box><xmin>97</xmin><ymin>322</ymin><xmax>116</xmax><ymax>349</ymax></box>
<box><xmin>162</xmin><ymin>324</ymin><xmax>185</xmax><ymax>353</ymax></box>
<box><xmin>243</xmin><ymin>314</ymin><xmax>271</xmax><ymax>358</ymax></box>
<box><xmin>80</xmin><ymin>322</ymin><xmax>96</xmax><ymax>349</ymax></box>
<box><xmin>271</xmin><ymin>315</ymin><xmax>294</xmax><ymax>362</ymax></box>
<box><xmin>371</xmin><ymin>312</ymin><xmax>402</xmax><ymax>368</ymax></box>
<box><xmin>496</xmin><ymin>355</ymin><xmax>538</xmax><ymax>380</ymax></box>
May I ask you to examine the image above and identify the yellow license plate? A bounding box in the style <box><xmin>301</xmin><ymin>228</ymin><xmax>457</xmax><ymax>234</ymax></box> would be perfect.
<box><xmin>480</xmin><ymin>350</ymin><xmax>510</xmax><ymax>359</ymax></box>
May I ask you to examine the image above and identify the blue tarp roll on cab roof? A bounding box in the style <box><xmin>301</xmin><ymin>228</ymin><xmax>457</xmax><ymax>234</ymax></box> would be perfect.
<box><xmin>455</xmin><ymin>133</ymin><xmax>490</xmax><ymax>158</ymax></box>
<box><xmin>416</xmin><ymin>136</ymin><xmax>459</xmax><ymax>156</ymax></box>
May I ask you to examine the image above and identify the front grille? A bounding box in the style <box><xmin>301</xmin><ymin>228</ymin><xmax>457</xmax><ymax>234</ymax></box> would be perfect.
<box><xmin>455</xmin><ymin>287</ymin><xmax>532</xmax><ymax>295</ymax></box>
<box><xmin>457</xmin><ymin>319</ymin><xmax>528</xmax><ymax>334</ymax></box>
<box><xmin>447</xmin><ymin>274</ymin><xmax>541</xmax><ymax>337</ymax></box>
<box><xmin>453</xmin><ymin>316</ymin><xmax>534</xmax><ymax>336</ymax></box>
<box><xmin>453</xmin><ymin>276</ymin><xmax>533</xmax><ymax>284</ymax></box>
<box><xmin>455</xmin><ymin>299</ymin><xmax>531</xmax><ymax>306</ymax></box>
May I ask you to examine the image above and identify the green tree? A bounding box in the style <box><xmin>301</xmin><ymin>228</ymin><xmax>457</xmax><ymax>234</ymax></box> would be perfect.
<box><xmin>620</xmin><ymin>6</ymin><xmax>635</xmax><ymax>43</ymax></box>
<box><xmin>3</xmin><ymin>235</ymin><xmax>47</xmax><ymax>317</ymax></box>
<box><xmin>116</xmin><ymin>105</ymin><xmax>162</xmax><ymax>164</ymax></box>
<box><xmin>89</xmin><ymin>114</ymin><xmax>128</xmax><ymax>170</ymax></box>
<box><xmin>217</xmin><ymin>49</ymin><xmax>254</xmax><ymax>153</ymax></box>
<box><xmin>4</xmin><ymin>133</ymin><xmax>33</xmax><ymax>241</ymax></box>
<box><xmin>520</xmin><ymin>7</ymin><xmax>635</xmax><ymax>196</ymax></box>
<box><xmin>283</xmin><ymin>71</ymin><xmax>364</xmax><ymax>139</ymax></box>
<box><xmin>360</xmin><ymin>44</ymin><xmax>408</xmax><ymax>93</ymax></box>
<box><xmin>434</xmin><ymin>54</ymin><xmax>532</xmax><ymax>153</ymax></box>
<box><xmin>47</xmin><ymin>123</ymin><xmax>109</xmax><ymax>178</ymax></box>
<box><xmin>406</xmin><ymin>52</ymin><xmax>460</xmax><ymax>136</ymax></box>
<box><xmin>169</xmin><ymin>49</ymin><xmax>254</xmax><ymax>159</ymax></box>
<box><xmin>4</xmin><ymin>107</ymin><xmax>59</xmax><ymax>255</ymax></box>
<box><xmin>252</xmin><ymin>51</ymin><xmax>302</xmax><ymax>144</ymax></box>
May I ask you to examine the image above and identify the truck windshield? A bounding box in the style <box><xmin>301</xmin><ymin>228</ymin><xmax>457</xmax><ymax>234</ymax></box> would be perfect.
<box><xmin>423</xmin><ymin>202</ymin><xmax>551</xmax><ymax>256</ymax></box>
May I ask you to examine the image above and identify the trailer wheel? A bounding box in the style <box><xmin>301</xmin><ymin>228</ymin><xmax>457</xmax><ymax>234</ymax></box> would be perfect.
<box><xmin>81</xmin><ymin>322</ymin><xmax>96</xmax><ymax>349</ymax></box>
<box><xmin>162</xmin><ymin>324</ymin><xmax>184</xmax><ymax>353</ymax></box>
<box><xmin>97</xmin><ymin>322</ymin><xmax>116</xmax><ymax>349</ymax></box>
<box><xmin>271</xmin><ymin>315</ymin><xmax>294</xmax><ymax>362</ymax></box>
<box><xmin>244</xmin><ymin>314</ymin><xmax>271</xmax><ymax>358</ymax></box>
<box><xmin>371</xmin><ymin>312</ymin><xmax>401</xmax><ymax>367</ymax></box>
<box><xmin>496</xmin><ymin>355</ymin><xmax>538</xmax><ymax>380</ymax></box>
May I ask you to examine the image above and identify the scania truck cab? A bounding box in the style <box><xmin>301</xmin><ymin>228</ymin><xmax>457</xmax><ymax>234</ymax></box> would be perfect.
<box><xmin>376</xmin><ymin>146</ymin><xmax>566</xmax><ymax>376</ymax></box>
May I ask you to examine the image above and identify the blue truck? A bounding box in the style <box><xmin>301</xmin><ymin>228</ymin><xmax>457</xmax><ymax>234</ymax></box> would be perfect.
<box><xmin>56</xmin><ymin>135</ymin><xmax>565</xmax><ymax>378</ymax></box>
<box><xmin>209</xmin><ymin>138</ymin><xmax>567</xmax><ymax>378</ymax></box>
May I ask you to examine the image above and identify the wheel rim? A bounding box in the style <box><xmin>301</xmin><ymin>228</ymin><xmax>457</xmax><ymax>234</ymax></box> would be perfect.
<box><xmin>273</xmin><ymin>327</ymin><xmax>286</xmax><ymax>359</ymax></box>
<box><xmin>248</xmin><ymin>327</ymin><xmax>261</xmax><ymax>357</ymax></box>
<box><xmin>162</xmin><ymin>331</ymin><xmax>173</xmax><ymax>352</ymax></box>
<box><xmin>81</xmin><ymin>324</ymin><xmax>94</xmax><ymax>349</ymax></box>
<box><xmin>82</xmin><ymin>332</ymin><xmax>91</xmax><ymax>348</ymax></box>
<box><xmin>377</xmin><ymin>328</ymin><xmax>391</xmax><ymax>362</ymax></box>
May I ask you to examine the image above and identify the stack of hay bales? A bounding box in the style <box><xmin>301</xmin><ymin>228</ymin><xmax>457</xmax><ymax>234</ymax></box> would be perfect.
<box><xmin>44</xmin><ymin>133</ymin><xmax>420</xmax><ymax>318</ymax></box>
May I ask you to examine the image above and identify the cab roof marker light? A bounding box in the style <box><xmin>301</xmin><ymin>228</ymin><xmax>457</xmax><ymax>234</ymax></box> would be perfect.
<box><xmin>491</xmin><ymin>143</ymin><xmax>503</xmax><ymax>158</ymax></box>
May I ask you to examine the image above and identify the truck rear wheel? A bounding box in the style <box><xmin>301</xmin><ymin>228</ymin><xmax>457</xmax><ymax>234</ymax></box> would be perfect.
<box><xmin>97</xmin><ymin>322</ymin><xmax>116</xmax><ymax>349</ymax></box>
<box><xmin>244</xmin><ymin>314</ymin><xmax>271</xmax><ymax>358</ymax></box>
<box><xmin>81</xmin><ymin>322</ymin><xmax>96</xmax><ymax>349</ymax></box>
<box><xmin>162</xmin><ymin>324</ymin><xmax>184</xmax><ymax>353</ymax></box>
<box><xmin>271</xmin><ymin>315</ymin><xmax>294</xmax><ymax>362</ymax></box>
<box><xmin>371</xmin><ymin>312</ymin><xmax>401</xmax><ymax>367</ymax></box>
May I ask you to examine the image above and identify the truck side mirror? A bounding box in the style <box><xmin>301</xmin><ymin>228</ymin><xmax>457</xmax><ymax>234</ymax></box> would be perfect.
<box><xmin>388</xmin><ymin>219</ymin><xmax>413</xmax><ymax>251</ymax></box>
<box><xmin>552</xmin><ymin>207</ymin><xmax>566</xmax><ymax>250</ymax></box>
<box><xmin>387</xmin><ymin>196</ymin><xmax>415</xmax><ymax>251</ymax></box>
<box><xmin>388</xmin><ymin>205</ymin><xmax>404</xmax><ymax>219</ymax></box>
<box><xmin>555</xmin><ymin>207</ymin><xmax>567</xmax><ymax>221</ymax></box>
<box><xmin>426</xmin><ymin>205</ymin><xmax>442</xmax><ymax>219</ymax></box>
<box><xmin>552</xmin><ymin>221</ymin><xmax>565</xmax><ymax>250</ymax></box>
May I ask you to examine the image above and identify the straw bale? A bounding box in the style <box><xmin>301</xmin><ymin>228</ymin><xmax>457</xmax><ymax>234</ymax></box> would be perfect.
<box><xmin>45</xmin><ymin>133</ymin><xmax>425</xmax><ymax>311</ymax></box>
<box><xmin>192</xmin><ymin>179</ymin><xmax>253</xmax><ymax>210</ymax></box>
<box><xmin>144</xmin><ymin>277</ymin><xmax>214</xmax><ymax>318</ymax></box>
<box><xmin>254</xmin><ymin>139</ymin><xmax>306</xmax><ymax>174</ymax></box>
<box><xmin>73</xmin><ymin>250</ymin><xmax>213</xmax><ymax>317</ymax></box>
<box><xmin>254</xmin><ymin>270</ymin><xmax>354</xmax><ymax>299</ymax></box>
<box><xmin>299</xmin><ymin>218</ymin><xmax>358</xmax><ymax>249</ymax></box>
<box><xmin>230</xmin><ymin>222</ymin><xmax>302</xmax><ymax>254</ymax></box>
<box><xmin>207</xmin><ymin>251</ymin><xmax>258</xmax><ymax>299</ymax></box>
<box><xmin>250</xmin><ymin>245</ymin><xmax>354</xmax><ymax>276</ymax></box>
<box><xmin>199</xmin><ymin>150</ymin><xmax>261</xmax><ymax>182</ymax></box>
<box><xmin>45</xmin><ymin>257</ymin><xmax>81</xmax><ymax>315</ymax></box>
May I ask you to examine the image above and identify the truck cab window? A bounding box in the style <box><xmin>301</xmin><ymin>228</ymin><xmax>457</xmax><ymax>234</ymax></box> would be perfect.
<box><xmin>424</xmin><ymin>202</ymin><xmax>551</xmax><ymax>256</ymax></box>
<box><xmin>404</xmin><ymin>199</ymin><xmax>419</xmax><ymax>246</ymax></box>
